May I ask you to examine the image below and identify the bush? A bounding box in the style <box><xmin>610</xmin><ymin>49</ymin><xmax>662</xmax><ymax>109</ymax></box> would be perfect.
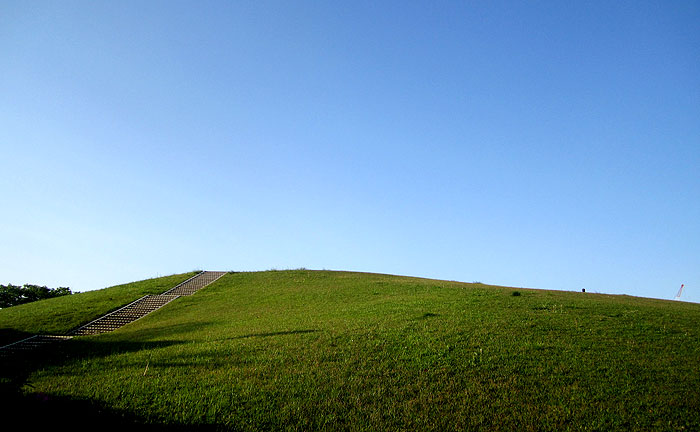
<box><xmin>0</xmin><ymin>284</ymin><xmax>72</xmax><ymax>308</ymax></box>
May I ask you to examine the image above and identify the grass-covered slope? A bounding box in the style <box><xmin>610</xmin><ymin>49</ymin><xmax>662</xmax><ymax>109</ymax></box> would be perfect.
<box><xmin>0</xmin><ymin>271</ymin><xmax>198</xmax><ymax>346</ymax></box>
<box><xmin>4</xmin><ymin>270</ymin><xmax>700</xmax><ymax>430</ymax></box>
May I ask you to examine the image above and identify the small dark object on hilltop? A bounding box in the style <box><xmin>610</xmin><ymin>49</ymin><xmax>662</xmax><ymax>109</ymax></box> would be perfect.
<box><xmin>582</xmin><ymin>288</ymin><xmax>586</xmax><ymax>293</ymax></box>
<box><xmin>511</xmin><ymin>291</ymin><xmax>521</xmax><ymax>297</ymax></box>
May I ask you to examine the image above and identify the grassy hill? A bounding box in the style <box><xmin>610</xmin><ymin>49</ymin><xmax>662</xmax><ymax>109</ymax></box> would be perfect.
<box><xmin>2</xmin><ymin>270</ymin><xmax>699</xmax><ymax>430</ymax></box>
<box><xmin>0</xmin><ymin>271</ymin><xmax>198</xmax><ymax>346</ymax></box>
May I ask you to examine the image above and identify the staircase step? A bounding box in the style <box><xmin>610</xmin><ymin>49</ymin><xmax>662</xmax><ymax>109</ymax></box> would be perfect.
<box><xmin>1</xmin><ymin>270</ymin><xmax>228</xmax><ymax>358</ymax></box>
<box><xmin>0</xmin><ymin>335</ymin><xmax>73</xmax><ymax>358</ymax></box>
<box><xmin>70</xmin><ymin>294</ymin><xmax>180</xmax><ymax>336</ymax></box>
<box><xmin>164</xmin><ymin>271</ymin><xmax>227</xmax><ymax>296</ymax></box>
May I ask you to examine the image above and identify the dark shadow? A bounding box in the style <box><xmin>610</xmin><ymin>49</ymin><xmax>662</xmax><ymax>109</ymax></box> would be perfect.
<box><xmin>1</xmin><ymin>324</ymin><xmax>317</xmax><ymax>429</ymax></box>
<box><xmin>0</xmin><ymin>329</ymin><xmax>35</xmax><ymax>347</ymax></box>
<box><xmin>0</xmin><ymin>338</ymin><xmax>194</xmax><ymax>429</ymax></box>
<box><xmin>2</xmin><ymin>391</ymin><xmax>229</xmax><ymax>430</ymax></box>
<box><xmin>122</xmin><ymin>320</ymin><xmax>217</xmax><ymax>340</ymax></box>
<box><xmin>418</xmin><ymin>312</ymin><xmax>439</xmax><ymax>319</ymax></box>
<box><xmin>1</xmin><ymin>338</ymin><xmax>185</xmax><ymax>379</ymax></box>
<box><xmin>4</xmin><ymin>391</ymin><xmax>147</xmax><ymax>429</ymax></box>
<box><xmin>233</xmin><ymin>329</ymin><xmax>318</xmax><ymax>339</ymax></box>
<box><xmin>65</xmin><ymin>338</ymin><xmax>187</xmax><ymax>359</ymax></box>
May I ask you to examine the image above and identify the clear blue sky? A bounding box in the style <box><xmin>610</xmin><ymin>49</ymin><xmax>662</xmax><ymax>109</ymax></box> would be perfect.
<box><xmin>1</xmin><ymin>1</ymin><xmax>698</xmax><ymax>303</ymax></box>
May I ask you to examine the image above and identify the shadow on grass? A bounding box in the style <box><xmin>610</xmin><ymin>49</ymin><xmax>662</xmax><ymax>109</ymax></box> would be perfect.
<box><xmin>234</xmin><ymin>329</ymin><xmax>318</xmax><ymax>339</ymax></box>
<box><xmin>0</xmin><ymin>327</ymin><xmax>318</xmax><ymax>429</ymax></box>
<box><xmin>0</xmin><ymin>329</ymin><xmax>35</xmax><ymax>347</ymax></box>
<box><xmin>0</xmin><ymin>338</ymin><xmax>229</xmax><ymax>430</ymax></box>
<box><xmin>117</xmin><ymin>320</ymin><xmax>218</xmax><ymax>341</ymax></box>
<box><xmin>0</xmin><ymin>391</ymin><xmax>221</xmax><ymax>430</ymax></box>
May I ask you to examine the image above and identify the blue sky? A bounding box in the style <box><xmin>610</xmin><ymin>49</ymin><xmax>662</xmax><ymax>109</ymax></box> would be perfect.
<box><xmin>1</xmin><ymin>1</ymin><xmax>698</xmax><ymax>303</ymax></box>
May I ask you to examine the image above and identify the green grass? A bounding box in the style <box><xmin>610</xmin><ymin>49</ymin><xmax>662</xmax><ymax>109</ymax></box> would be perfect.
<box><xmin>2</xmin><ymin>270</ymin><xmax>699</xmax><ymax>430</ymax></box>
<box><xmin>0</xmin><ymin>271</ymin><xmax>198</xmax><ymax>346</ymax></box>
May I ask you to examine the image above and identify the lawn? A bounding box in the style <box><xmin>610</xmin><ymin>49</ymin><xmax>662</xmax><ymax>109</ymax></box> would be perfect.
<box><xmin>2</xmin><ymin>270</ymin><xmax>699</xmax><ymax>430</ymax></box>
<box><xmin>0</xmin><ymin>271</ymin><xmax>198</xmax><ymax>346</ymax></box>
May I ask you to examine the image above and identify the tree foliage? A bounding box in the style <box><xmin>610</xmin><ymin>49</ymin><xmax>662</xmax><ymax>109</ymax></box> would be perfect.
<box><xmin>0</xmin><ymin>283</ymin><xmax>72</xmax><ymax>308</ymax></box>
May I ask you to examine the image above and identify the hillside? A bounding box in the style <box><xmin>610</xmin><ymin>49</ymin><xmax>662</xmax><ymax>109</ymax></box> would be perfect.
<box><xmin>2</xmin><ymin>270</ymin><xmax>699</xmax><ymax>430</ymax></box>
<box><xmin>0</xmin><ymin>271</ymin><xmax>198</xmax><ymax>346</ymax></box>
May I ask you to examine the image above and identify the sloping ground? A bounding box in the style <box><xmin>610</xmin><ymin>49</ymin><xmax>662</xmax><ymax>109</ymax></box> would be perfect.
<box><xmin>0</xmin><ymin>272</ymin><xmax>198</xmax><ymax>346</ymax></box>
<box><xmin>0</xmin><ymin>271</ymin><xmax>228</xmax><ymax>357</ymax></box>
<box><xmin>68</xmin><ymin>295</ymin><xmax>181</xmax><ymax>336</ymax></box>
<box><xmin>70</xmin><ymin>271</ymin><xmax>227</xmax><ymax>336</ymax></box>
<box><xmin>2</xmin><ymin>270</ymin><xmax>700</xmax><ymax>430</ymax></box>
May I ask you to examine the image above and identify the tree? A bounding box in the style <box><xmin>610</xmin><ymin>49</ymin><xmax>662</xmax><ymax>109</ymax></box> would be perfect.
<box><xmin>0</xmin><ymin>283</ymin><xmax>72</xmax><ymax>308</ymax></box>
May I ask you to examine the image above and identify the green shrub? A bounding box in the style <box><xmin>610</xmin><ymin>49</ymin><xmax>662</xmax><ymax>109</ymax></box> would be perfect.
<box><xmin>0</xmin><ymin>284</ymin><xmax>72</xmax><ymax>308</ymax></box>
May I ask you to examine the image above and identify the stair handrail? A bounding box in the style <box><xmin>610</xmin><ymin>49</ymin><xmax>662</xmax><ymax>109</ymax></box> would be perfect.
<box><xmin>68</xmin><ymin>295</ymin><xmax>150</xmax><ymax>335</ymax></box>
